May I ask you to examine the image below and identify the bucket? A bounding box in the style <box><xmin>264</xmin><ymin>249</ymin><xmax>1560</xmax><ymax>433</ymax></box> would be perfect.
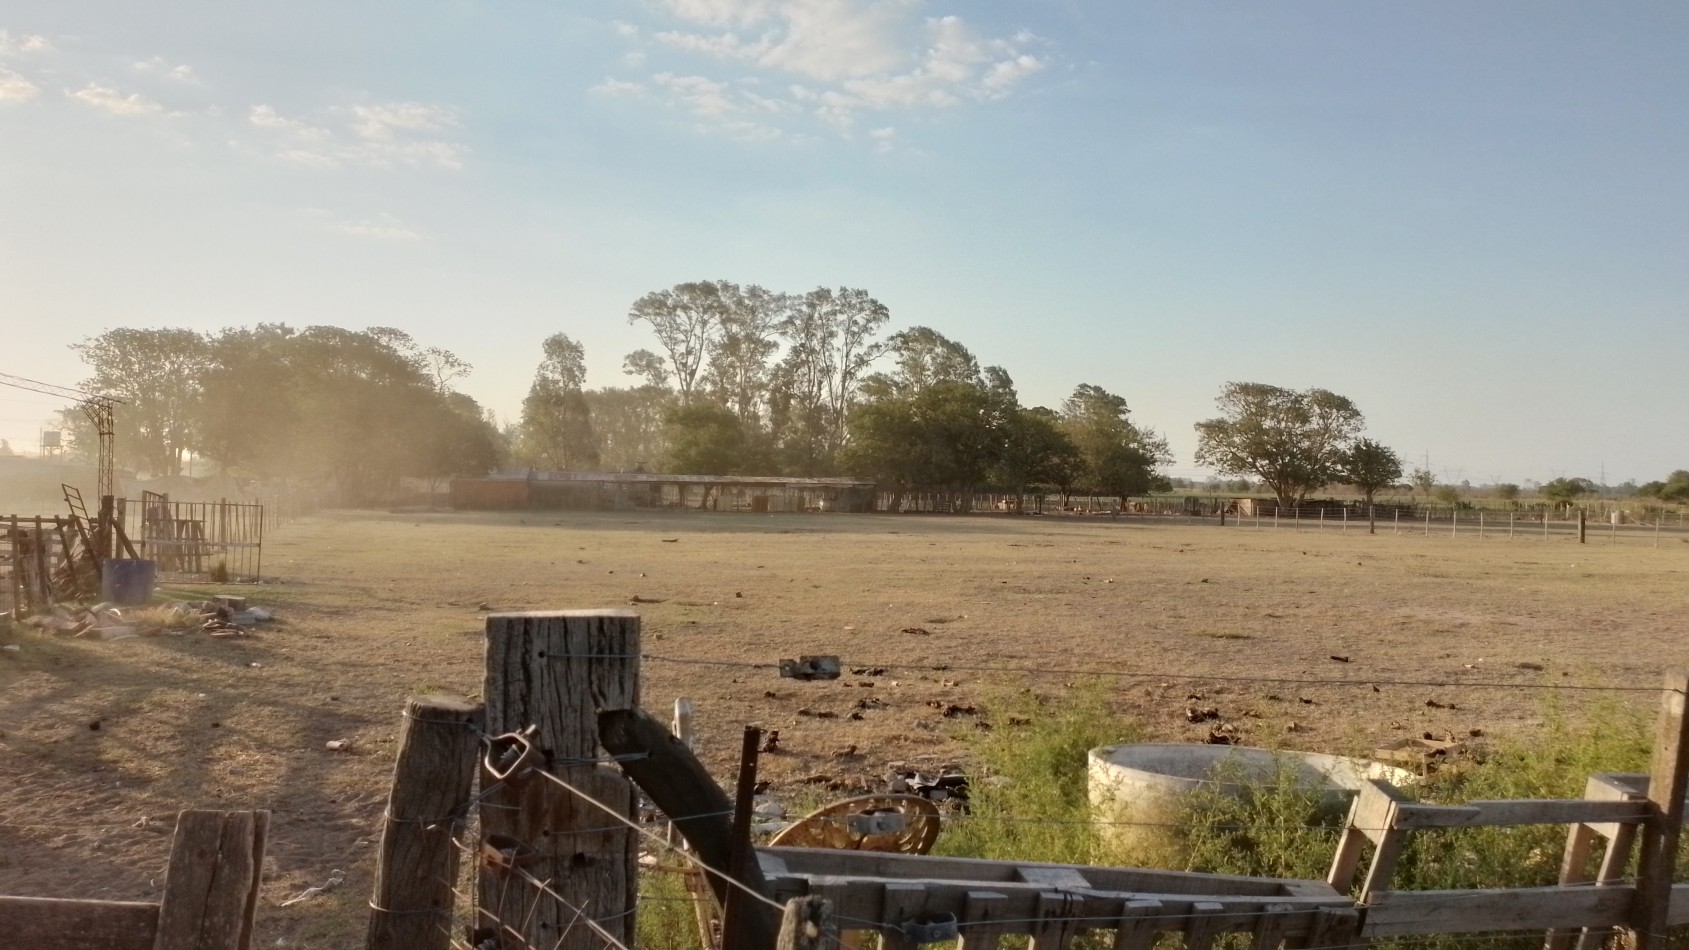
<box><xmin>101</xmin><ymin>558</ymin><xmax>157</xmax><ymax>606</ymax></box>
<box><xmin>1088</xmin><ymin>743</ymin><xmax>1413</xmax><ymax>866</ymax></box>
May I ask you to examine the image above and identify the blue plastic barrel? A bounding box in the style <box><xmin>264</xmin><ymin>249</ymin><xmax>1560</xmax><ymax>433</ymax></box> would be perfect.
<box><xmin>101</xmin><ymin>558</ymin><xmax>157</xmax><ymax>605</ymax></box>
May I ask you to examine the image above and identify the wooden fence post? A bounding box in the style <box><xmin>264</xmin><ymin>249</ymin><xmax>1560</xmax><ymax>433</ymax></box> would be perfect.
<box><xmin>1628</xmin><ymin>670</ymin><xmax>1689</xmax><ymax>950</ymax></box>
<box><xmin>479</xmin><ymin>611</ymin><xmax>641</xmax><ymax>950</ymax></box>
<box><xmin>153</xmin><ymin>810</ymin><xmax>269</xmax><ymax>950</ymax></box>
<box><xmin>777</xmin><ymin>896</ymin><xmax>837</xmax><ymax>950</ymax></box>
<box><xmin>367</xmin><ymin>695</ymin><xmax>483</xmax><ymax>950</ymax></box>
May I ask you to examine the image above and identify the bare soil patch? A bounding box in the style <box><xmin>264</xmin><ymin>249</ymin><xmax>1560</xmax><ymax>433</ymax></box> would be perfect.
<box><xmin>3</xmin><ymin>509</ymin><xmax>1684</xmax><ymax>945</ymax></box>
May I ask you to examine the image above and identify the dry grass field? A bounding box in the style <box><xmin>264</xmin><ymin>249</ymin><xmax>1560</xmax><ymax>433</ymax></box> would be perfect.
<box><xmin>2</xmin><ymin>508</ymin><xmax>1686</xmax><ymax>946</ymax></box>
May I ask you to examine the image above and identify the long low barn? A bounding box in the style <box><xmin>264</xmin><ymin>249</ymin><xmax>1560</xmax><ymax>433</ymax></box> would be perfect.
<box><xmin>450</xmin><ymin>471</ymin><xmax>877</xmax><ymax>513</ymax></box>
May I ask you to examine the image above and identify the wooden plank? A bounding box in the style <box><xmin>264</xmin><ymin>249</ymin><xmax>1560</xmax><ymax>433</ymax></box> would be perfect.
<box><xmin>480</xmin><ymin>611</ymin><xmax>643</xmax><ymax>950</ymax></box>
<box><xmin>1305</xmin><ymin>907</ymin><xmax>1359</xmax><ymax>948</ymax></box>
<box><xmin>1329</xmin><ymin>781</ymin><xmax>1404</xmax><ymax>893</ymax></box>
<box><xmin>1364</xmin><ymin>886</ymin><xmax>1634</xmax><ymax>937</ymax></box>
<box><xmin>1250</xmin><ymin>903</ymin><xmax>1296</xmax><ymax>950</ymax></box>
<box><xmin>153</xmin><ymin>810</ymin><xmax>269</xmax><ymax>950</ymax></box>
<box><xmin>365</xmin><ymin>695</ymin><xmax>482</xmax><ymax>950</ymax></box>
<box><xmin>1111</xmin><ymin>899</ymin><xmax>1165</xmax><ymax>950</ymax></box>
<box><xmin>1183</xmin><ymin>901</ymin><xmax>1230</xmax><ymax>950</ymax></box>
<box><xmin>957</xmin><ymin>890</ymin><xmax>1009</xmax><ymax>950</ymax></box>
<box><xmin>1018</xmin><ymin>867</ymin><xmax>1091</xmax><ymax>890</ymax></box>
<box><xmin>878</xmin><ymin>881</ymin><xmax>929</xmax><ymax>950</ymax></box>
<box><xmin>1029</xmin><ymin>890</ymin><xmax>1084</xmax><ymax>949</ymax></box>
<box><xmin>1392</xmin><ymin>799</ymin><xmax>1649</xmax><ymax>830</ymax></box>
<box><xmin>764</xmin><ymin>846</ymin><xmax>1337</xmax><ymax>897</ymax></box>
<box><xmin>1633</xmin><ymin>671</ymin><xmax>1689</xmax><ymax>950</ymax></box>
<box><xmin>0</xmin><ymin>895</ymin><xmax>159</xmax><ymax>950</ymax></box>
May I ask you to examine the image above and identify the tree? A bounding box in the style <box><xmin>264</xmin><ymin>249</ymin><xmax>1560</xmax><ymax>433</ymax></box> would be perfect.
<box><xmin>1061</xmin><ymin>384</ymin><xmax>1171</xmax><ymax>509</ymax></box>
<box><xmin>992</xmin><ymin>407</ymin><xmax>1080</xmax><ymax>513</ymax></box>
<box><xmin>71</xmin><ymin>327</ymin><xmax>211</xmax><ymax>476</ymax></box>
<box><xmin>1193</xmin><ymin>382</ymin><xmax>1364</xmax><ymax>509</ymax></box>
<box><xmin>859</xmin><ymin>326</ymin><xmax>980</xmax><ymax>400</ymax></box>
<box><xmin>1495</xmin><ymin>483</ymin><xmax>1521</xmax><ymax>505</ymax></box>
<box><xmin>1540</xmin><ymin>477</ymin><xmax>1596</xmax><ymax>508</ymax></box>
<box><xmin>583</xmin><ymin>385</ymin><xmax>673</xmax><ymax>472</ymax></box>
<box><xmin>770</xmin><ymin>287</ymin><xmax>893</xmax><ymax>472</ymax></box>
<box><xmin>626</xmin><ymin>281</ymin><xmax>733</xmax><ymax>405</ymax></box>
<box><xmin>663</xmin><ymin>403</ymin><xmax>749</xmax><ymax>506</ymax></box>
<box><xmin>1636</xmin><ymin>471</ymin><xmax>1689</xmax><ymax>504</ymax></box>
<box><xmin>702</xmin><ymin>284</ymin><xmax>785</xmax><ymax>424</ymax></box>
<box><xmin>1340</xmin><ymin>438</ymin><xmax>1403</xmax><ymax>533</ymax></box>
<box><xmin>519</xmin><ymin>333</ymin><xmax>598</xmax><ymax>471</ymax></box>
<box><xmin>1409</xmin><ymin>468</ymin><xmax>1436</xmax><ymax>496</ymax></box>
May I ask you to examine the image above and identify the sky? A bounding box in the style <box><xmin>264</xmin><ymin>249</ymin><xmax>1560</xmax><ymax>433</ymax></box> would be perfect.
<box><xmin>1</xmin><ymin>1</ymin><xmax>1685</xmax><ymax>486</ymax></box>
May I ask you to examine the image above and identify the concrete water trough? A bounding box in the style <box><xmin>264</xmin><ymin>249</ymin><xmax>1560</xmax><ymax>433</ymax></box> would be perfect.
<box><xmin>1088</xmin><ymin>743</ymin><xmax>1414</xmax><ymax>866</ymax></box>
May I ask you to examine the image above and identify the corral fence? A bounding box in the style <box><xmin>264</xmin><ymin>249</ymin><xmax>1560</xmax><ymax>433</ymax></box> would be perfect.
<box><xmin>134</xmin><ymin>491</ymin><xmax>264</xmax><ymax>582</ymax></box>
<box><xmin>357</xmin><ymin>609</ymin><xmax>1689</xmax><ymax>950</ymax></box>
<box><xmin>0</xmin><ymin>514</ymin><xmax>84</xmax><ymax>618</ymax></box>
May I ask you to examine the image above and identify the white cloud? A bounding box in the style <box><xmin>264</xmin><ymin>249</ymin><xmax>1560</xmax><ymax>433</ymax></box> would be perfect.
<box><xmin>0</xmin><ymin>66</ymin><xmax>38</xmax><ymax>102</ymax></box>
<box><xmin>652</xmin><ymin>72</ymin><xmax>736</xmax><ymax>117</ymax></box>
<box><xmin>249</xmin><ymin>104</ymin><xmax>328</xmax><ymax>138</ymax></box>
<box><xmin>245</xmin><ymin>101</ymin><xmax>466</xmax><ymax>170</ymax></box>
<box><xmin>611</xmin><ymin>20</ymin><xmax>640</xmax><ymax>38</ymax></box>
<box><xmin>868</xmin><ymin>125</ymin><xmax>895</xmax><ymax>153</ymax></box>
<box><xmin>349</xmin><ymin>101</ymin><xmax>458</xmax><ymax>139</ymax></box>
<box><xmin>0</xmin><ymin>30</ymin><xmax>52</xmax><ymax>54</ymax></box>
<box><xmin>603</xmin><ymin>2</ymin><xmax>1053</xmax><ymax>146</ymax></box>
<box><xmin>591</xmin><ymin>78</ymin><xmax>646</xmax><ymax>97</ymax></box>
<box><xmin>67</xmin><ymin>83</ymin><xmax>164</xmax><ymax>116</ymax></box>
<box><xmin>660</xmin><ymin>0</ymin><xmax>778</xmax><ymax>29</ymax></box>
<box><xmin>135</xmin><ymin>57</ymin><xmax>197</xmax><ymax>82</ymax></box>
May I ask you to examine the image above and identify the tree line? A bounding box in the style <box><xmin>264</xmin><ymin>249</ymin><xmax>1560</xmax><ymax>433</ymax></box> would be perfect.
<box><xmin>64</xmin><ymin>325</ymin><xmax>500</xmax><ymax>502</ymax></box>
<box><xmin>57</xmin><ymin>283</ymin><xmax>1686</xmax><ymax>513</ymax></box>
<box><xmin>515</xmin><ymin>280</ymin><xmax>1173</xmax><ymax>512</ymax></box>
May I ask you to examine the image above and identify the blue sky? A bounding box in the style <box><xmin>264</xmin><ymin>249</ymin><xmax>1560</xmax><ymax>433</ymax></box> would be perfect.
<box><xmin>2</xmin><ymin>1</ymin><xmax>1685</xmax><ymax>485</ymax></box>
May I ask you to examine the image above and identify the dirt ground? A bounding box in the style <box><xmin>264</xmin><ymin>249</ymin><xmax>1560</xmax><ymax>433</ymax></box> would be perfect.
<box><xmin>3</xmin><ymin>508</ymin><xmax>1686</xmax><ymax>946</ymax></box>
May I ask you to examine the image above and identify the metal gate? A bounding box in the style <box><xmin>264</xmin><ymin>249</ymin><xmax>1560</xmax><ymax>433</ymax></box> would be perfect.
<box><xmin>140</xmin><ymin>492</ymin><xmax>264</xmax><ymax>582</ymax></box>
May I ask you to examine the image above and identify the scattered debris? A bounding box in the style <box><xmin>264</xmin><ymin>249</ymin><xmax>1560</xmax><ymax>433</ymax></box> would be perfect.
<box><xmin>326</xmin><ymin>740</ymin><xmax>351</xmax><ymax>752</ymax></box>
<box><xmin>901</xmin><ymin>627</ymin><xmax>931</xmax><ymax>636</ymax></box>
<box><xmin>1206</xmin><ymin>727</ymin><xmax>1240</xmax><ymax>745</ymax></box>
<box><xmin>780</xmin><ymin>655</ymin><xmax>841</xmax><ymax>681</ymax></box>
<box><xmin>759</xmin><ymin>730</ymin><xmax>781</xmax><ymax>754</ymax></box>
<box><xmin>281</xmin><ymin>870</ymin><xmax>346</xmax><ymax>907</ymax></box>
<box><xmin>928</xmin><ymin>701</ymin><xmax>978</xmax><ymax>718</ymax></box>
<box><xmin>1329</xmin><ymin>655</ymin><xmax>1352</xmax><ymax>663</ymax></box>
<box><xmin>1425</xmin><ymin>699</ymin><xmax>1460</xmax><ymax>710</ymax></box>
<box><xmin>1185</xmin><ymin>706</ymin><xmax>1221</xmax><ymax>723</ymax></box>
<box><xmin>796</xmin><ymin>708</ymin><xmax>837</xmax><ymax>719</ymax></box>
<box><xmin>851</xmin><ymin>666</ymin><xmax>887</xmax><ymax>677</ymax></box>
<box><xmin>1298</xmin><ymin>696</ymin><xmax>1317</xmax><ymax>705</ymax></box>
<box><xmin>1516</xmin><ymin>662</ymin><xmax>1546</xmax><ymax>671</ymax></box>
<box><xmin>887</xmin><ymin>765</ymin><xmax>970</xmax><ymax>806</ymax></box>
<box><xmin>660</xmin><ymin>538</ymin><xmax>680</xmax><ymax>543</ymax></box>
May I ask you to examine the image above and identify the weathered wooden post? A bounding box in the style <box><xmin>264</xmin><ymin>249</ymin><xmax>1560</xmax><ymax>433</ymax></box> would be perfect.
<box><xmin>777</xmin><ymin>896</ymin><xmax>837</xmax><ymax>950</ymax></box>
<box><xmin>478</xmin><ymin>611</ymin><xmax>640</xmax><ymax>950</ymax></box>
<box><xmin>1626</xmin><ymin>670</ymin><xmax>1689</xmax><ymax>950</ymax></box>
<box><xmin>153</xmin><ymin>810</ymin><xmax>269</xmax><ymax>950</ymax></box>
<box><xmin>367</xmin><ymin>695</ymin><xmax>483</xmax><ymax>950</ymax></box>
<box><xmin>1578</xmin><ymin>509</ymin><xmax>1587</xmax><ymax>544</ymax></box>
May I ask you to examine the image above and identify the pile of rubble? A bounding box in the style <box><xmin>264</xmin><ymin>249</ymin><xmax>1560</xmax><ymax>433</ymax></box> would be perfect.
<box><xmin>17</xmin><ymin>595</ymin><xmax>275</xmax><ymax>641</ymax></box>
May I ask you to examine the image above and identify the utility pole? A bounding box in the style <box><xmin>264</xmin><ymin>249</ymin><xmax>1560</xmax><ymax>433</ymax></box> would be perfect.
<box><xmin>0</xmin><ymin>371</ymin><xmax>125</xmax><ymax>556</ymax></box>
